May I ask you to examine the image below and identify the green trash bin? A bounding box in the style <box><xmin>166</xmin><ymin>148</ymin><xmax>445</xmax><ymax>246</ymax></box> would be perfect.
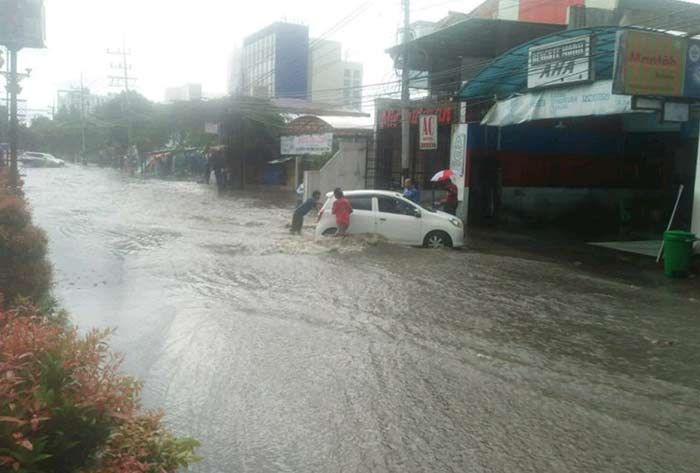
<box><xmin>663</xmin><ymin>230</ymin><xmax>696</xmax><ymax>278</ymax></box>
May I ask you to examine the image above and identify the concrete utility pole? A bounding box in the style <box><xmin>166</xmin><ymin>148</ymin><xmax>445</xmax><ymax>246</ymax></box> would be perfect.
<box><xmin>400</xmin><ymin>0</ymin><xmax>411</xmax><ymax>184</ymax></box>
<box><xmin>79</xmin><ymin>73</ymin><xmax>87</xmax><ymax>162</ymax></box>
<box><xmin>8</xmin><ymin>47</ymin><xmax>18</xmax><ymax>186</ymax></box>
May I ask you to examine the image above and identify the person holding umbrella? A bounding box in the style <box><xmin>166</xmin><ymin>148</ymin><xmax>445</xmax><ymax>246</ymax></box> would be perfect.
<box><xmin>431</xmin><ymin>169</ymin><xmax>458</xmax><ymax>216</ymax></box>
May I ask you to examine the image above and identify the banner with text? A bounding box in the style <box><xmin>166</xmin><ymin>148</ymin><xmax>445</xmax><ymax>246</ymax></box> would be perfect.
<box><xmin>528</xmin><ymin>36</ymin><xmax>591</xmax><ymax>90</ymax></box>
<box><xmin>613</xmin><ymin>30</ymin><xmax>687</xmax><ymax>97</ymax></box>
<box><xmin>281</xmin><ymin>133</ymin><xmax>333</xmax><ymax>156</ymax></box>
<box><xmin>419</xmin><ymin>115</ymin><xmax>438</xmax><ymax>150</ymax></box>
<box><xmin>482</xmin><ymin>80</ymin><xmax>636</xmax><ymax>127</ymax></box>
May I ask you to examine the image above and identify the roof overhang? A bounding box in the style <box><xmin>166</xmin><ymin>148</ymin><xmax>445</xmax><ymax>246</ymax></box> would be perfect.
<box><xmin>386</xmin><ymin>18</ymin><xmax>564</xmax><ymax>71</ymax></box>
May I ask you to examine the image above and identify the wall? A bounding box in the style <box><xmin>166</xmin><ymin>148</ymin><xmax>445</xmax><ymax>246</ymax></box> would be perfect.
<box><xmin>303</xmin><ymin>138</ymin><xmax>368</xmax><ymax>197</ymax></box>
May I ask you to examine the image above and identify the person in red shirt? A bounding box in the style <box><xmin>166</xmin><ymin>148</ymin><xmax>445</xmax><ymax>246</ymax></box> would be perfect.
<box><xmin>331</xmin><ymin>188</ymin><xmax>353</xmax><ymax>236</ymax></box>
<box><xmin>440</xmin><ymin>180</ymin><xmax>459</xmax><ymax>215</ymax></box>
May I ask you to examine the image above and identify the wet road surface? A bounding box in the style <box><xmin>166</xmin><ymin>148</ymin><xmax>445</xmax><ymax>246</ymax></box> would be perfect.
<box><xmin>24</xmin><ymin>166</ymin><xmax>700</xmax><ymax>473</ymax></box>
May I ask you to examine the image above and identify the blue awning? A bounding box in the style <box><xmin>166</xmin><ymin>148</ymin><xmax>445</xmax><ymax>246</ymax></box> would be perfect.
<box><xmin>457</xmin><ymin>26</ymin><xmax>650</xmax><ymax>100</ymax></box>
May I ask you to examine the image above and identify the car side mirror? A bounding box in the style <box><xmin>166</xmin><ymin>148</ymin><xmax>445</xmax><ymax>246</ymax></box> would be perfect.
<box><xmin>414</xmin><ymin>209</ymin><xmax>422</xmax><ymax>218</ymax></box>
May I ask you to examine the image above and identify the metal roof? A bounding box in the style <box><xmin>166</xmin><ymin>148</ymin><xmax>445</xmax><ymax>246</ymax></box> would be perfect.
<box><xmin>386</xmin><ymin>17</ymin><xmax>564</xmax><ymax>71</ymax></box>
<box><xmin>457</xmin><ymin>26</ymin><xmax>654</xmax><ymax>100</ymax></box>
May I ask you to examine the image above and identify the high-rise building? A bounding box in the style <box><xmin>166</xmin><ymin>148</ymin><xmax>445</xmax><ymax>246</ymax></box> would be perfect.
<box><xmin>57</xmin><ymin>88</ymin><xmax>111</xmax><ymax>115</ymax></box>
<box><xmin>164</xmin><ymin>83</ymin><xmax>202</xmax><ymax>103</ymax></box>
<box><xmin>228</xmin><ymin>47</ymin><xmax>243</xmax><ymax>95</ymax></box>
<box><xmin>308</xmin><ymin>39</ymin><xmax>364</xmax><ymax>110</ymax></box>
<box><xmin>241</xmin><ymin>22</ymin><xmax>309</xmax><ymax>99</ymax></box>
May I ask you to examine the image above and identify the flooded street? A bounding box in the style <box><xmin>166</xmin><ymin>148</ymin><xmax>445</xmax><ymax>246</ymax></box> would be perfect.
<box><xmin>24</xmin><ymin>166</ymin><xmax>700</xmax><ymax>473</ymax></box>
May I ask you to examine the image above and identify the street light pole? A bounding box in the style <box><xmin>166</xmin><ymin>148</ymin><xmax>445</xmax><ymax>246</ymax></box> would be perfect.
<box><xmin>400</xmin><ymin>0</ymin><xmax>411</xmax><ymax>186</ymax></box>
<box><xmin>8</xmin><ymin>47</ymin><xmax>19</xmax><ymax>188</ymax></box>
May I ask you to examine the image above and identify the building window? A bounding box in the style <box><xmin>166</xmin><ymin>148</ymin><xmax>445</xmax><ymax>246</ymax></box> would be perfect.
<box><xmin>353</xmin><ymin>69</ymin><xmax>360</xmax><ymax>78</ymax></box>
<box><xmin>344</xmin><ymin>70</ymin><xmax>351</xmax><ymax>77</ymax></box>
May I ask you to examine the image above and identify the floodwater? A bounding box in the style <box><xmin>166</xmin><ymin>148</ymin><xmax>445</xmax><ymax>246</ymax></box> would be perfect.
<box><xmin>23</xmin><ymin>166</ymin><xmax>700</xmax><ymax>473</ymax></box>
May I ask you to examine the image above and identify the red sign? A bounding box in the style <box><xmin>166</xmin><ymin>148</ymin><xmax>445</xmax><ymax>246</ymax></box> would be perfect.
<box><xmin>380</xmin><ymin>106</ymin><xmax>454</xmax><ymax>128</ymax></box>
<box><xmin>419</xmin><ymin>115</ymin><xmax>438</xmax><ymax>150</ymax></box>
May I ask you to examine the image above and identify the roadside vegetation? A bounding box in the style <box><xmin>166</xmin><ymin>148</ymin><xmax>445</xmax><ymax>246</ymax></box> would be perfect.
<box><xmin>0</xmin><ymin>170</ymin><xmax>200</xmax><ymax>472</ymax></box>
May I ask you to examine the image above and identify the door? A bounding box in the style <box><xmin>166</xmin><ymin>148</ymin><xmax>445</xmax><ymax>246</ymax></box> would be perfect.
<box><xmin>346</xmin><ymin>194</ymin><xmax>376</xmax><ymax>235</ymax></box>
<box><xmin>376</xmin><ymin>196</ymin><xmax>422</xmax><ymax>245</ymax></box>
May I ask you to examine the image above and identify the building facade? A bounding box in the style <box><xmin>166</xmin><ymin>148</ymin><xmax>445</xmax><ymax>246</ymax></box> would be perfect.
<box><xmin>165</xmin><ymin>83</ymin><xmax>202</xmax><ymax>103</ymax></box>
<box><xmin>308</xmin><ymin>39</ymin><xmax>364</xmax><ymax>110</ymax></box>
<box><xmin>241</xmin><ymin>22</ymin><xmax>309</xmax><ymax>99</ymax></box>
<box><xmin>57</xmin><ymin>89</ymin><xmax>111</xmax><ymax>115</ymax></box>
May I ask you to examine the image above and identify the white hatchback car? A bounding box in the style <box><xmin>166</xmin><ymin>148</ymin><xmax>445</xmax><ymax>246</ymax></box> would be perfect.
<box><xmin>315</xmin><ymin>190</ymin><xmax>464</xmax><ymax>248</ymax></box>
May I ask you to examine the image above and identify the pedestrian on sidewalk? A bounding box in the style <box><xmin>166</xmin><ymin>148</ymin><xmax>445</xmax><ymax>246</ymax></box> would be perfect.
<box><xmin>332</xmin><ymin>188</ymin><xmax>353</xmax><ymax>236</ymax></box>
<box><xmin>403</xmin><ymin>178</ymin><xmax>420</xmax><ymax>204</ymax></box>
<box><xmin>291</xmin><ymin>190</ymin><xmax>321</xmax><ymax>235</ymax></box>
<box><xmin>439</xmin><ymin>180</ymin><xmax>459</xmax><ymax>215</ymax></box>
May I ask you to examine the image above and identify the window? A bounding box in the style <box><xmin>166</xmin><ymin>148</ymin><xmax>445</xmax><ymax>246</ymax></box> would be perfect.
<box><xmin>344</xmin><ymin>69</ymin><xmax>351</xmax><ymax>77</ymax></box>
<box><xmin>347</xmin><ymin>196</ymin><xmax>372</xmax><ymax>211</ymax></box>
<box><xmin>353</xmin><ymin>70</ymin><xmax>360</xmax><ymax>78</ymax></box>
<box><xmin>378</xmin><ymin>197</ymin><xmax>416</xmax><ymax>216</ymax></box>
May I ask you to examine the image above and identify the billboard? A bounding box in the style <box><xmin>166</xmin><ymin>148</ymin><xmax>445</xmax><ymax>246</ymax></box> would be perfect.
<box><xmin>0</xmin><ymin>0</ymin><xmax>45</xmax><ymax>49</ymax></box>
<box><xmin>418</xmin><ymin>115</ymin><xmax>438</xmax><ymax>150</ymax></box>
<box><xmin>613</xmin><ymin>30</ymin><xmax>686</xmax><ymax>97</ymax></box>
<box><xmin>281</xmin><ymin>133</ymin><xmax>333</xmax><ymax>156</ymax></box>
<box><xmin>528</xmin><ymin>36</ymin><xmax>592</xmax><ymax>89</ymax></box>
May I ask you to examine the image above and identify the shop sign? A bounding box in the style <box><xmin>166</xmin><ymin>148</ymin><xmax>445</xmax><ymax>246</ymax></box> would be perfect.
<box><xmin>0</xmin><ymin>0</ymin><xmax>46</xmax><ymax>49</ymax></box>
<box><xmin>419</xmin><ymin>115</ymin><xmax>438</xmax><ymax>150</ymax></box>
<box><xmin>613</xmin><ymin>30</ymin><xmax>686</xmax><ymax>97</ymax></box>
<box><xmin>281</xmin><ymin>133</ymin><xmax>333</xmax><ymax>156</ymax></box>
<box><xmin>684</xmin><ymin>40</ymin><xmax>700</xmax><ymax>98</ymax></box>
<box><xmin>528</xmin><ymin>36</ymin><xmax>592</xmax><ymax>89</ymax></box>
<box><xmin>449</xmin><ymin>124</ymin><xmax>467</xmax><ymax>178</ymax></box>
<box><xmin>482</xmin><ymin>80</ymin><xmax>635</xmax><ymax>127</ymax></box>
<box><xmin>380</xmin><ymin>106</ymin><xmax>454</xmax><ymax>128</ymax></box>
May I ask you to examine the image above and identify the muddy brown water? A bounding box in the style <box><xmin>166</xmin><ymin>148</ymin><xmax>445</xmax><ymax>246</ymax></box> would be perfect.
<box><xmin>23</xmin><ymin>166</ymin><xmax>700</xmax><ymax>473</ymax></box>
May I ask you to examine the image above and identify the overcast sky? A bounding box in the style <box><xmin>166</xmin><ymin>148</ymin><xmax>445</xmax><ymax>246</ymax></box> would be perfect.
<box><xmin>14</xmin><ymin>0</ymin><xmax>484</xmax><ymax>118</ymax></box>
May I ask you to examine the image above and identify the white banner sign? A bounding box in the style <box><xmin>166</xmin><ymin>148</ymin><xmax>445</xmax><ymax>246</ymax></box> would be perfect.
<box><xmin>281</xmin><ymin>133</ymin><xmax>333</xmax><ymax>156</ymax></box>
<box><xmin>450</xmin><ymin>124</ymin><xmax>468</xmax><ymax>202</ymax></box>
<box><xmin>419</xmin><ymin>114</ymin><xmax>438</xmax><ymax>150</ymax></box>
<box><xmin>528</xmin><ymin>36</ymin><xmax>591</xmax><ymax>89</ymax></box>
<box><xmin>204</xmin><ymin>122</ymin><xmax>220</xmax><ymax>135</ymax></box>
<box><xmin>482</xmin><ymin>80</ymin><xmax>637</xmax><ymax>127</ymax></box>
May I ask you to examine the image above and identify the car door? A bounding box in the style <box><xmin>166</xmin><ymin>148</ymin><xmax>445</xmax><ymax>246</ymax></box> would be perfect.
<box><xmin>376</xmin><ymin>196</ymin><xmax>422</xmax><ymax>245</ymax></box>
<box><xmin>346</xmin><ymin>195</ymin><xmax>376</xmax><ymax>235</ymax></box>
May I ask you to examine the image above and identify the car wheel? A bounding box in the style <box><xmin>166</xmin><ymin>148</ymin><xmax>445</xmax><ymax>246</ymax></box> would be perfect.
<box><xmin>424</xmin><ymin>231</ymin><xmax>452</xmax><ymax>249</ymax></box>
<box><xmin>322</xmin><ymin>228</ymin><xmax>338</xmax><ymax>236</ymax></box>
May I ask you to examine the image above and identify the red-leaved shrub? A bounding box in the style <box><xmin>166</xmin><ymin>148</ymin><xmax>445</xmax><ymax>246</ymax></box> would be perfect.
<box><xmin>0</xmin><ymin>304</ymin><xmax>200</xmax><ymax>472</ymax></box>
<box><xmin>0</xmin><ymin>170</ymin><xmax>52</xmax><ymax>308</ymax></box>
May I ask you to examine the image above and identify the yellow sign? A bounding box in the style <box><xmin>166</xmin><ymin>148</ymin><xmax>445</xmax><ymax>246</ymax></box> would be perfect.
<box><xmin>614</xmin><ymin>30</ymin><xmax>687</xmax><ymax>97</ymax></box>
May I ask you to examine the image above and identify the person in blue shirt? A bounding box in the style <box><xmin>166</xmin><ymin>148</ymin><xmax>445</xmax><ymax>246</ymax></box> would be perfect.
<box><xmin>291</xmin><ymin>190</ymin><xmax>322</xmax><ymax>234</ymax></box>
<box><xmin>403</xmin><ymin>178</ymin><xmax>420</xmax><ymax>204</ymax></box>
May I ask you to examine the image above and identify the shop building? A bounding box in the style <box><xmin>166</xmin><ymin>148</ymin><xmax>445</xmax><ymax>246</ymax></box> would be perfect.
<box><xmin>456</xmin><ymin>26</ymin><xmax>700</xmax><ymax>245</ymax></box>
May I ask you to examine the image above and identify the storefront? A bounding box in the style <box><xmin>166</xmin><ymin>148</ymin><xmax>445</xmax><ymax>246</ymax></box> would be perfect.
<box><xmin>374</xmin><ymin>99</ymin><xmax>457</xmax><ymax>190</ymax></box>
<box><xmin>456</xmin><ymin>26</ymin><xmax>700</xmax><ymax>244</ymax></box>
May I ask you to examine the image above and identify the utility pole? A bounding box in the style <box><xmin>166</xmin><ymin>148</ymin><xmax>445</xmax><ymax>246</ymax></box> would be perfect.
<box><xmin>400</xmin><ymin>0</ymin><xmax>411</xmax><ymax>185</ymax></box>
<box><xmin>79</xmin><ymin>73</ymin><xmax>87</xmax><ymax>163</ymax></box>
<box><xmin>107</xmin><ymin>43</ymin><xmax>136</xmax><ymax>148</ymax></box>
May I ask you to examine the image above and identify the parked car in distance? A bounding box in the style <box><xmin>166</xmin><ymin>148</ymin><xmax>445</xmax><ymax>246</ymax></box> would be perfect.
<box><xmin>315</xmin><ymin>190</ymin><xmax>464</xmax><ymax>248</ymax></box>
<box><xmin>19</xmin><ymin>152</ymin><xmax>66</xmax><ymax>168</ymax></box>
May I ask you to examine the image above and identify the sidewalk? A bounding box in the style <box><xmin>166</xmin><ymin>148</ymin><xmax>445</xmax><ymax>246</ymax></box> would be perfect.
<box><xmin>464</xmin><ymin>226</ymin><xmax>700</xmax><ymax>293</ymax></box>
